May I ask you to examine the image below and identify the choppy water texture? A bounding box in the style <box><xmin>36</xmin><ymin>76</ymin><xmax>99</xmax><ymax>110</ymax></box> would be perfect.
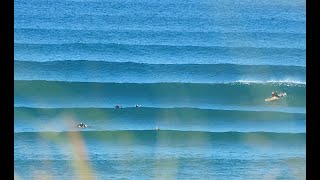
<box><xmin>14</xmin><ymin>0</ymin><xmax>306</xmax><ymax>179</ymax></box>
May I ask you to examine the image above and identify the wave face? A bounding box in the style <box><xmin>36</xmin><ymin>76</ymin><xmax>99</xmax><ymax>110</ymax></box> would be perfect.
<box><xmin>14</xmin><ymin>0</ymin><xmax>306</xmax><ymax>179</ymax></box>
<box><xmin>14</xmin><ymin>43</ymin><xmax>305</xmax><ymax>66</ymax></box>
<box><xmin>14</xmin><ymin>80</ymin><xmax>306</xmax><ymax>108</ymax></box>
<box><xmin>15</xmin><ymin>28</ymin><xmax>306</xmax><ymax>49</ymax></box>
<box><xmin>14</xmin><ymin>107</ymin><xmax>306</xmax><ymax>133</ymax></box>
<box><xmin>14</xmin><ymin>130</ymin><xmax>306</xmax><ymax>146</ymax></box>
<box><xmin>15</xmin><ymin>60</ymin><xmax>306</xmax><ymax>83</ymax></box>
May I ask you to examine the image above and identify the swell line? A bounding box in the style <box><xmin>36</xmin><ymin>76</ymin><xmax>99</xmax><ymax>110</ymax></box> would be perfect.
<box><xmin>14</xmin><ymin>42</ymin><xmax>306</xmax><ymax>51</ymax></box>
<box><xmin>14</xmin><ymin>42</ymin><xmax>306</xmax><ymax>66</ymax></box>
<box><xmin>14</xmin><ymin>106</ymin><xmax>306</xmax><ymax>133</ymax></box>
<box><xmin>14</xmin><ymin>27</ymin><xmax>307</xmax><ymax>35</ymax></box>
<box><xmin>14</xmin><ymin>60</ymin><xmax>306</xmax><ymax>83</ymax></box>
<box><xmin>14</xmin><ymin>106</ymin><xmax>306</xmax><ymax>121</ymax></box>
<box><xmin>14</xmin><ymin>130</ymin><xmax>306</xmax><ymax>145</ymax></box>
<box><xmin>14</xmin><ymin>80</ymin><xmax>306</xmax><ymax>108</ymax></box>
<box><xmin>13</xmin><ymin>28</ymin><xmax>306</xmax><ymax>49</ymax></box>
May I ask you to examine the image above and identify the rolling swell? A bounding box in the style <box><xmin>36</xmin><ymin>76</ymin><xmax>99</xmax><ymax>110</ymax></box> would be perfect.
<box><xmin>15</xmin><ymin>11</ymin><xmax>305</xmax><ymax>33</ymax></box>
<box><xmin>14</xmin><ymin>0</ymin><xmax>306</xmax><ymax>178</ymax></box>
<box><xmin>14</xmin><ymin>107</ymin><xmax>306</xmax><ymax>121</ymax></box>
<box><xmin>14</xmin><ymin>107</ymin><xmax>306</xmax><ymax>133</ymax></box>
<box><xmin>14</xmin><ymin>80</ymin><xmax>306</xmax><ymax>107</ymax></box>
<box><xmin>14</xmin><ymin>130</ymin><xmax>306</xmax><ymax>146</ymax></box>
<box><xmin>14</xmin><ymin>43</ymin><xmax>305</xmax><ymax>66</ymax></box>
<box><xmin>15</xmin><ymin>28</ymin><xmax>306</xmax><ymax>49</ymax></box>
<box><xmin>15</xmin><ymin>43</ymin><xmax>305</xmax><ymax>55</ymax></box>
<box><xmin>14</xmin><ymin>60</ymin><xmax>306</xmax><ymax>83</ymax></box>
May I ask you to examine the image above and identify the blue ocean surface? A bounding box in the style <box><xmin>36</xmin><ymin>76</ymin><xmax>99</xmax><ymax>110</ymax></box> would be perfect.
<box><xmin>14</xmin><ymin>0</ymin><xmax>306</xmax><ymax>179</ymax></box>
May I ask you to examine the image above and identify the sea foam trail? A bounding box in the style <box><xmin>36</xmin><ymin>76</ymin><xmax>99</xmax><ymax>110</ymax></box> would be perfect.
<box><xmin>14</xmin><ymin>80</ymin><xmax>306</xmax><ymax>108</ymax></box>
<box><xmin>14</xmin><ymin>60</ymin><xmax>306</xmax><ymax>83</ymax></box>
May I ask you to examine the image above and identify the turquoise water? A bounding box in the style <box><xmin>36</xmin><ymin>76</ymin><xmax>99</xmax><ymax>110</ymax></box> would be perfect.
<box><xmin>14</xmin><ymin>0</ymin><xmax>306</xmax><ymax>179</ymax></box>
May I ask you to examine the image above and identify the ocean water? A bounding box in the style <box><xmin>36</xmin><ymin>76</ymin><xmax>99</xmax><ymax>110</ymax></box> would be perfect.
<box><xmin>14</xmin><ymin>0</ymin><xmax>306</xmax><ymax>179</ymax></box>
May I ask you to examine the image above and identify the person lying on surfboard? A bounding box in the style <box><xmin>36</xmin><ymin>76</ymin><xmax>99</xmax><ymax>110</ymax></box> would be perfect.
<box><xmin>271</xmin><ymin>91</ymin><xmax>280</xmax><ymax>98</ymax></box>
<box><xmin>272</xmin><ymin>91</ymin><xmax>286</xmax><ymax>98</ymax></box>
<box><xmin>266</xmin><ymin>91</ymin><xmax>287</xmax><ymax>101</ymax></box>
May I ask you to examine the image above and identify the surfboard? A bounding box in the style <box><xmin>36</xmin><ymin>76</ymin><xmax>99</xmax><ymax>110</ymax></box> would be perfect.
<box><xmin>265</xmin><ymin>92</ymin><xmax>287</xmax><ymax>102</ymax></box>
<box><xmin>265</xmin><ymin>96</ymin><xmax>280</xmax><ymax>102</ymax></box>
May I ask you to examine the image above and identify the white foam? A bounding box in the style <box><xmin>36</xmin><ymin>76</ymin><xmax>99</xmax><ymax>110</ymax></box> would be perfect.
<box><xmin>237</xmin><ymin>79</ymin><xmax>306</xmax><ymax>85</ymax></box>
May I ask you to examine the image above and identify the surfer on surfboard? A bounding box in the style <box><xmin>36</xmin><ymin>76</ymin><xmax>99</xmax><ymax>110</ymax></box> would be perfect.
<box><xmin>273</xmin><ymin>91</ymin><xmax>286</xmax><ymax>97</ymax></box>
<box><xmin>271</xmin><ymin>91</ymin><xmax>279</xmax><ymax>97</ymax></box>
<box><xmin>78</xmin><ymin>122</ymin><xmax>87</xmax><ymax>128</ymax></box>
<box><xmin>115</xmin><ymin>104</ymin><xmax>123</xmax><ymax>109</ymax></box>
<box><xmin>265</xmin><ymin>91</ymin><xmax>287</xmax><ymax>101</ymax></box>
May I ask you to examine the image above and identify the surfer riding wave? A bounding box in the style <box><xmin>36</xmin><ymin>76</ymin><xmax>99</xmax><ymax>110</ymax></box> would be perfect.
<box><xmin>265</xmin><ymin>91</ymin><xmax>287</xmax><ymax>101</ymax></box>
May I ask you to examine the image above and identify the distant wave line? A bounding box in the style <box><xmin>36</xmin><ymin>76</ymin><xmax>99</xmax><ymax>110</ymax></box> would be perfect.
<box><xmin>14</xmin><ymin>79</ymin><xmax>307</xmax><ymax>86</ymax></box>
<box><xmin>14</xmin><ymin>106</ymin><xmax>306</xmax><ymax>117</ymax></box>
<box><xmin>14</xmin><ymin>130</ymin><xmax>306</xmax><ymax>145</ymax></box>
<box><xmin>14</xmin><ymin>42</ymin><xmax>306</xmax><ymax>51</ymax></box>
<box><xmin>14</xmin><ymin>27</ymin><xmax>307</xmax><ymax>35</ymax></box>
<box><xmin>14</xmin><ymin>27</ymin><xmax>307</xmax><ymax>34</ymax></box>
<box><xmin>14</xmin><ymin>59</ymin><xmax>307</xmax><ymax>68</ymax></box>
